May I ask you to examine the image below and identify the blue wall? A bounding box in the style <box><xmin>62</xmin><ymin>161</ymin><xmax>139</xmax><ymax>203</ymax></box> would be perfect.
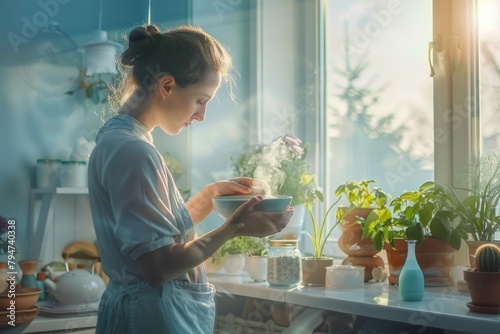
<box><xmin>0</xmin><ymin>0</ymin><xmax>190</xmax><ymax>261</ymax></box>
<box><xmin>0</xmin><ymin>0</ymin><xmax>256</xmax><ymax>262</ymax></box>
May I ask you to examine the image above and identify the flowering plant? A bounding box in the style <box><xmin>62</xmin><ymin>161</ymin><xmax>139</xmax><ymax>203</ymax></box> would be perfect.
<box><xmin>231</xmin><ymin>135</ymin><xmax>311</xmax><ymax>206</ymax></box>
<box><xmin>0</xmin><ymin>215</ymin><xmax>9</xmax><ymax>255</ymax></box>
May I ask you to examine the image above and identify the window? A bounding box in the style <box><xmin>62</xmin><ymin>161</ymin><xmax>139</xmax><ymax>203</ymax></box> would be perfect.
<box><xmin>325</xmin><ymin>0</ymin><xmax>434</xmax><ymax>202</ymax></box>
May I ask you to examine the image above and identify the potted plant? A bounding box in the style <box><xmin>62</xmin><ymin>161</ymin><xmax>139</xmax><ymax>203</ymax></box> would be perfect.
<box><xmin>243</xmin><ymin>237</ymin><xmax>269</xmax><ymax>282</ymax></box>
<box><xmin>301</xmin><ymin>175</ymin><xmax>341</xmax><ymax>286</ymax></box>
<box><xmin>334</xmin><ymin>179</ymin><xmax>391</xmax><ymax>281</ymax></box>
<box><xmin>463</xmin><ymin>244</ymin><xmax>500</xmax><ymax>314</ymax></box>
<box><xmin>205</xmin><ymin>237</ymin><xmax>247</xmax><ymax>275</ymax></box>
<box><xmin>443</xmin><ymin>154</ymin><xmax>500</xmax><ymax>268</ymax></box>
<box><xmin>208</xmin><ymin>237</ymin><xmax>269</xmax><ymax>276</ymax></box>
<box><xmin>363</xmin><ymin>181</ymin><xmax>468</xmax><ymax>286</ymax></box>
<box><xmin>231</xmin><ymin>135</ymin><xmax>311</xmax><ymax>240</ymax></box>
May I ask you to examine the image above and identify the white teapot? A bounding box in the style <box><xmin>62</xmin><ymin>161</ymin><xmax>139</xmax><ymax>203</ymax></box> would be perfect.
<box><xmin>44</xmin><ymin>268</ymin><xmax>105</xmax><ymax>304</ymax></box>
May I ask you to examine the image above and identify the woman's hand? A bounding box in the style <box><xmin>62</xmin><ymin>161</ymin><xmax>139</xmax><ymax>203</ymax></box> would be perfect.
<box><xmin>209</xmin><ymin>177</ymin><xmax>271</xmax><ymax>198</ymax></box>
<box><xmin>210</xmin><ymin>177</ymin><xmax>254</xmax><ymax>197</ymax></box>
<box><xmin>186</xmin><ymin>178</ymin><xmax>272</xmax><ymax>225</ymax></box>
<box><xmin>223</xmin><ymin>195</ymin><xmax>294</xmax><ymax>238</ymax></box>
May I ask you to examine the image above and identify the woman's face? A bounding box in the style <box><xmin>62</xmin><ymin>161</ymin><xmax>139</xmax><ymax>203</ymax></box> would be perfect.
<box><xmin>158</xmin><ymin>71</ymin><xmax>221</xmax><ymax>135</ymax></box>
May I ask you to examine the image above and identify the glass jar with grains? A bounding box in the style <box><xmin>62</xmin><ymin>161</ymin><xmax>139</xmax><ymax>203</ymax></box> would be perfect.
<box><xmin>267</xmin><ymin>240</ymin><xmax>301</xmax><ymax>287</ymax></box>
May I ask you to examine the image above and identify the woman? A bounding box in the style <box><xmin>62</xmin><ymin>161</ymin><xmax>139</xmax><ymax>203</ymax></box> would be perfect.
<box><xmin>88</xmin><ymin>25</ymin><xmax>293</xmax><ymax>333</ymax></box>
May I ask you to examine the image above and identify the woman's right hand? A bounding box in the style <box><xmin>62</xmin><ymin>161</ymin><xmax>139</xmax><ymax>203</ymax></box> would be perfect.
<box><xmin>224</xmin><ymin>195</ymin><xmax>294</xmax><ymax>237</ymax></box>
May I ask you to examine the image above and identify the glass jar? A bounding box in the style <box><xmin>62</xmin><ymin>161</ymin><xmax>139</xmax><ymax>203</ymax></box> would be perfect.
<box><xmin>36</xmin><ymin>159</ymin><xmax>62</xmax><ymax>188</ymax></box>
<box><xmin>60</xmin><ymin>160</ymin><xmax>87</xmax><ymax>187</ymax></box>
<box><xmin>267</xmin><ymin>240</ymin><xmax>301</xmax><ymax>287</ymax></box>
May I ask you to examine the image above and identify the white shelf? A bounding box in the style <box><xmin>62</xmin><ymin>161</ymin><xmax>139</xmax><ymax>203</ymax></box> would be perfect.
<box><xmin>28</xmin><ymin>187</ymin><xmax>90</xmax><ymax>259</ymax></box>
<box><xmin>209</xmin><ymin>274</ymin><xmax>500</xmax><ymax>334</ymax></box>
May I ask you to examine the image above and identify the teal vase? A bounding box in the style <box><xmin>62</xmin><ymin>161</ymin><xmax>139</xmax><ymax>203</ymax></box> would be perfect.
<box><xmin>398</xmin><ymin>239</ymin><xmax>424</xmax><ymax>301</ymax></box>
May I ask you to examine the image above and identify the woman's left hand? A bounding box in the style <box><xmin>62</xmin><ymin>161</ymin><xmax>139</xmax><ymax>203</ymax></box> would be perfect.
<box><xmin>210</xmin><ymin>177</ymin><xmax>255</xmax><ymax>197</ymax></box>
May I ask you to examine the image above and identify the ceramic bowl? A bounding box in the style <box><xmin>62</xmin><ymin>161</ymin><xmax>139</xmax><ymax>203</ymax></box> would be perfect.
<box><xmin>0</xmin><ymin>306</ymin><xmax>39</xmax><ymax>327</ymax></box>
<box><xmin>0</xmin><ymin>288</ymin><xmax>42</xmax><ymax>311</ymax></box>
<box><xmin>212</xmin><ymin>195</ymin><xmax>292</xmax><ymax>219</ymax></box>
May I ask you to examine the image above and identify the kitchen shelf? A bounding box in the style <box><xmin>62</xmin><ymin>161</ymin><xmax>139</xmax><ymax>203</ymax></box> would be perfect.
<box><xmin>28</xmin><ymin>187</ymin><xmax>89</xmax><ymax>259</ymax></box>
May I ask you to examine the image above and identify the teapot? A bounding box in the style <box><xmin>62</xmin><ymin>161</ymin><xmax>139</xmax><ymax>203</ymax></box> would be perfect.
<box><xmin>44</xmin><ymin>268</ymin><xmax>105</xmax><ymax>304</ymax></box>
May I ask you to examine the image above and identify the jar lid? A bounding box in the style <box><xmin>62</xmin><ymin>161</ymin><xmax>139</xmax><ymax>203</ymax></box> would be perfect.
<box><xmin>61</xmin><ymin>160</ymin><xmax>86</xmax><ymax>165</ymax></box>
<box><xmin>269</xmin><ymin>240</ymin><xmax>298</xmax><ymax>247</ymax></box>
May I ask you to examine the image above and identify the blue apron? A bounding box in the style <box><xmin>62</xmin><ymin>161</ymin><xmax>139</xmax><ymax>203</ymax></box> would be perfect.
<box><xmin>96</xmin><ymin>279</ymin><xmax>216</xmax><ymax>333</ymax></box>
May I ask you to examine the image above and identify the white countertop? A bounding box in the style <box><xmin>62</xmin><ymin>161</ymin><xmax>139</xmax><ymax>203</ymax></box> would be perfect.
<box><xmin>24</xmin><ymin>313</ymin><xmax>97</xmax><ymax>333</ymax></box>
<box><xmin>209</xmin><ymin>273</ymin><xmax>500</xmax><ymax>334</ymax></box>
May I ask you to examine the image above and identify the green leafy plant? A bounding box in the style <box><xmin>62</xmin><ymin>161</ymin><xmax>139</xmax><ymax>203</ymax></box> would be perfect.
<box><xmin>334</xmin><ymin>179</ymin><xmax>392</xmax><ymax>229</ymax></box>
<box><xmin>231</xmin><ymin>135</ymin><xmax>311</xmax><ymax>206</ymax></box>
<box><xmin>362</xmin><ymin>181</ymin><xmax>467</xmax><ymax>251</ymax></box>
<box><xmin>444</xmin><ymin>154</ymin><xmax>500</xmax><ymax>242</ymax></box>
<box><xmin>334</xmin><ymin>179</ymin><xmax>391</xmax><ymax>209</ymax></box>
<box><xmin>302</xmin><ymin>174</ymin><xmax>341</xmax><ymax>259</ymax></box>
<box><xmin>215</xmin><ymin>236</ymin><xmax>269</xmax><ymax>259</ymax></box>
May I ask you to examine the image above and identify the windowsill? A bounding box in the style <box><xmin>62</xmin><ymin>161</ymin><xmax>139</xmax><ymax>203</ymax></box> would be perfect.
<box><xmin>209</xmin><ymin>273</ymin><xmax>499</xmax><ymax>334</ymax></box>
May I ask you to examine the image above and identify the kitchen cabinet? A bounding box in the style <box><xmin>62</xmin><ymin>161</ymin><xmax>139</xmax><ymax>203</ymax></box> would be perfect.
<box><xmin>28</xmin><ymin>187</ymin><xmax>95</xmax><ymax>262</ymax></box>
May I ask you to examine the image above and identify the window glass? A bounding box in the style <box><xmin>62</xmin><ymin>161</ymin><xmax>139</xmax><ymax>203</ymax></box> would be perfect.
<box><xmin>478</xmin><ymin>0</ymin><xmax>500</xmax><ymax>155</ymax></box>
<box><xmin>325</xmin><ymin>0</ymin><xmax>434</xmax><ymax>202</ymax></box>
<box><xmin>478</xmin><ymin>0</ymin><xmax>500</xmax><ymax>240</ymax></box>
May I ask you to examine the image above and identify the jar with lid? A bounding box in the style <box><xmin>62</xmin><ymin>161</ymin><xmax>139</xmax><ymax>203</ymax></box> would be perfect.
<box><xmin>36</xmin><ymin>159</ymin><xmax>62</xmax><ymax>188</ymax></box>
<box><xmin>59</xmin><ymin>160</ymin><xmax>87</xmax><ymax>187</ymax></box>
<box><xmin>267</xmin><ymin>240</ymin><xmax>301</xmax><ymax>287</ymax></box>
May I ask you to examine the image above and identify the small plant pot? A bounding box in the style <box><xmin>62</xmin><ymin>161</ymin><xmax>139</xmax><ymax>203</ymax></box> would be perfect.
<box><xmin>301</xmin><ymin>257</ymin><xmax>333</xmax><ymax>287</ymax></box>
<box><xmin>224</xmin><ymin>254</ymin><xmax>245</xmax><ymax>275</ymax></box>
<box><xmin>385</xmin><ymin>238</ymin><xmax>455</xmax><ymax>287</ymax></box>
<box><xmin>463</xmin><ymin>269</ymin><xmax>500</xmax><ymax>313</ymax></box>
<box><xmin>245</xmin><ymin>255</ymin><xmax>267</xmax><ymax>282</ymax></box>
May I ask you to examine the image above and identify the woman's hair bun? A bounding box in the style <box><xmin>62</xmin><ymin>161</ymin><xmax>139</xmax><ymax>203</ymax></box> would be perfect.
<box><xmin>120</xmin><ymin>25</ymin><xmax>161</xmax><ymax>67</ymax></box>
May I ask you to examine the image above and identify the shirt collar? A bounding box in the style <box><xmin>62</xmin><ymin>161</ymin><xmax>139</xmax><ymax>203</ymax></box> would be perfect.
<box><xmin>97</xmin><ymin>114</ymin><xmax>153</xmax><ymax>143</ymax></box>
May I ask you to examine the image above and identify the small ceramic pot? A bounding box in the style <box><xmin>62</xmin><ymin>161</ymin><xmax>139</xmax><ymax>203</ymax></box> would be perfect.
<box><xmin>325</xmin><ymin>265</ymin><xmax>365</xmax><ymax>289</ymax></box>
<box><xmin>245</xmin><ymin>255</ymin><xmax>267</xmax><ymax>281</ymax></box>
<box><xmin>224</xmin><ymin>254</ymin><xmax>245</xmax><ymax>275</ymax></box>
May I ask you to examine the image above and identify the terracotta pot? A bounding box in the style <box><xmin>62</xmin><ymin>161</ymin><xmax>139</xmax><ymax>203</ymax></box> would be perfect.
<box><xmin>338</xmin><ymin>207</ymin><xmax>378</xmax><ymax>257</ymax></box>
<box><xmin>385</xmin><ymin>238</ymin><xmax>456</xmax><ymax>287</ymax></box>
<box><xmin>466</xmin><ymin>240</ymin><xmax>500</xmax><ymax>269</ymax></box>
<box><xmin>301</xmin><ymin>257</ymin><xmax>334</xmax><ymax>287</ymax></box>
<box><xmin>463</xmin><ymin>269</ymin><xmax>500</xmax><ymax>310</ymax></box>
<box><xmin>341</xmin><ymin>255</ymin><xmax>385</xmax><ymax>282</ymax></box>
<box><xmin>18</xmin><ymin>260</ymin><xmax>38</xmax><ymax>275</ymax></box>
<box><xmin>0</xmin><ymin>288</ymin><xmax>41</xmax><ymax>311</ymax></box>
